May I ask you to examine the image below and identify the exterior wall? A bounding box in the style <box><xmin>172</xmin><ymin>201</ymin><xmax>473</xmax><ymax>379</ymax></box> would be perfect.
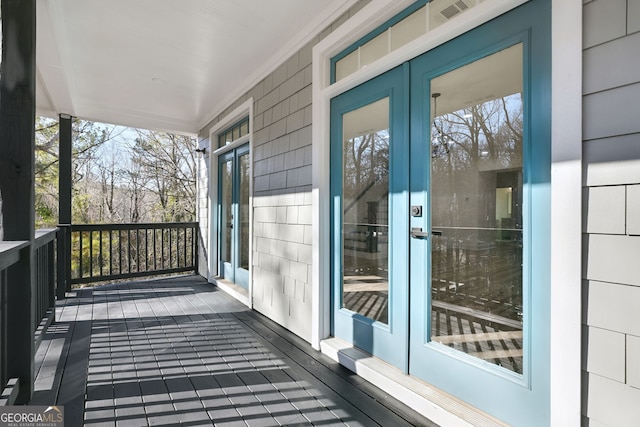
<box><xmin>196</xmin><ymin>1</ymin><xmax>371</xmax><ymax>342</ymax></box>
<box><xmin>583</xmin><ymin>1</ymin><xmax>640</xmax><ymax>425</ymax></box>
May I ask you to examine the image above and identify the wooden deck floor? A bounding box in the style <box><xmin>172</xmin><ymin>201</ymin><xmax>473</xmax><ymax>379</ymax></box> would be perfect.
<box><xmin>30</xmin><ymin>275</ymin><xmax>437</xmax><ymax>427</ymax></box>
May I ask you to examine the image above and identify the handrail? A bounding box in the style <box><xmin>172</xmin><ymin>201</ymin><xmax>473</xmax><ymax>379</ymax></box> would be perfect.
<box><xmin>34</xmin><ymin>228</ymin><xmax>58</xmax><ymax>247</ymax></box>
<box><xmin>0</xmin><ymin>241</ymin><xmax>29</xmax><ymax>271</ymax></box>
<box><xmin>71</xmin><ymin>222</ymin><xmax>197</xmax><ymax>231</ymax></box>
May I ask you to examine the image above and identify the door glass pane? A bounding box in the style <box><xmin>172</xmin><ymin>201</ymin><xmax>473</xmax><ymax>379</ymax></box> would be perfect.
<box><xmin>239</xmin><ymin>152</ymin><xmax>250</xmax><ymax>270</ymax></box>
<box><xmin>342</xmin><ymin>98</ymin><xmax>390</xmax><ymax>324</ymax></box>
<box><xmin>430</xmin><ymin>44</ymin><xmax>524</xmax><ymax>373</ymax></box>
<box><xmin>220</xmin><ymin>159</ymin><xmax>233</xmax><ymax>266</ymax></box>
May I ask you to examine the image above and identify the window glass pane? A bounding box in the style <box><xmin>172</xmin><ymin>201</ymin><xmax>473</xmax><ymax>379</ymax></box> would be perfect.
<box><xmin>430</xmin><ymin>44</ymin><xmax>524</xmax><ymax>373</ymax></box>
<box><xmin>239</xmin><ymin>152</ymin><xmax>250</xmax><ymax>270</ymax></box>
<box><xmin>342</xmin><ymin>97</ymin><xmax>390</xmax><ymax>324</ymax></box>
<box><xmin>336</xmin><ymin>50</ymin><xmax>360</xmax><ymax>82</ymax></box>
<box><xmin>220</xmin><ymin>159</ymin><xmax>233</xmax><ymax>268</ymax></box>
<box><xmin>391</xmin><ymin>6</ymin><xmax>426</xmax><ymax>51</ymax></box>
<box><xmin>240</xmin><ymin>120</ymin><xmax>249</xmax><ymax>137</ymax></box>
<box><xmin>360</xmin><ymin>31</ymin><xmax>389</xmax><ymax>68</ymax></box>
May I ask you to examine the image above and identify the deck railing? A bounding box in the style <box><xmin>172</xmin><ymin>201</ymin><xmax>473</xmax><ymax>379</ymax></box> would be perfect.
<box><xmin>0</xmin><ymin>228</ymin><xmax>58</xmax><ymax>403</ymax></box>
<box><xmin>67</xmin><ymin>222</ymin><xmax>198</xmax><ymax>286</ymax></box>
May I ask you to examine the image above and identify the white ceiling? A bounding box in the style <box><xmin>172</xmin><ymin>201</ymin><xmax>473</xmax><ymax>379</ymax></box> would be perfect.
<box><xmin>35</xmin><ymin>0</ymin><xmax>354</xmax><ymax>135</ymax></box>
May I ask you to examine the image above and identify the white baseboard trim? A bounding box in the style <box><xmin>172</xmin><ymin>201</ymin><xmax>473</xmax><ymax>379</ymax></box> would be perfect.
<box><xmin>320</xmin><ymin>338</ymin><xmax>508</xmax><ymax>427</ymax></box>
<box><xmin>210</xmin><ymin>277</ymin><xmax>251</xmax><ymax>308</ymax></box>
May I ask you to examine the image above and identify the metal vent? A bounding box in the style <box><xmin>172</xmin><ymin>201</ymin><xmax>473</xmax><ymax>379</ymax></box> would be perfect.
<box><xmin>440</xmin><ymin>4</ymin><xmax>460</xmax><ymax>19</ymax></box>
<box><xmin>456</xmin><ymin>0</ymin><xmax>469</xmax><ymax>10</ymax></box>
<box><xmin>440</xmin><ymin>0</ymin><xmax>470</xmax><ymax>20</ymax></box>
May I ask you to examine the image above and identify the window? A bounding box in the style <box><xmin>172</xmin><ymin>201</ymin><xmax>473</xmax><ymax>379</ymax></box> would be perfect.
<box><xmin>218</xmin><ymin>117</ymin><xmax>249</xmax><ymax>149</ymax></box>
<box><xmin>332</xmin><ymin>0</ymin><xmax>487</xmax><ymax>83</ymax></box>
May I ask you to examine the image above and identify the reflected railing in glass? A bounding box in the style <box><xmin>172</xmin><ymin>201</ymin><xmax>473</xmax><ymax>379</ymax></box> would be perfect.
<box><xmin>429</xmin><ymin>43</ymin><xmax>524</xmax><ymax>373</ymax></box>
<box><xmin>343</xmin><ymin>222</ymin><xmax>389</xmax><ymax>324</ymax></box>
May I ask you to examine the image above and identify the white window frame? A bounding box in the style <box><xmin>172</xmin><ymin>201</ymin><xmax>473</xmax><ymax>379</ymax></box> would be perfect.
<box><xmin>208</xmin><ymin>98</ymin><xmax>254</xmax><ymax>307</ymax></box>
<box><xmin>311</xmin><ymin>0</ymin><xmax>582</xmax><ymax>425</ymax></box>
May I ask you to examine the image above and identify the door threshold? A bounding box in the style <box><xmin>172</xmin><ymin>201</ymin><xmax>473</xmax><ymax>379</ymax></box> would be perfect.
<box><xmin>211</xmin><ymin>277</ymin><xmax>250</xmax><ymax>307</ymax></box>
<box><xmin>320</xmin><ymin>338</ymin><xmax>508</xmax><ymax>427</ymax></box>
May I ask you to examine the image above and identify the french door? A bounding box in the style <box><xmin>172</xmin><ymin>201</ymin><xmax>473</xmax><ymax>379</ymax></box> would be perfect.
<box><xmin>218</xmin><ymin>144</ymin><xmax>250</xmax><ymax>289</ymax></box>
<box><xmin>330</xmin><ymin>1</ymin><xmax>550</xmax><ymax>425</ymax></box>
<box><xmin>331</xmin><ymin>65</ymin><xmax>409</xmax><ymax>370</ymax></box>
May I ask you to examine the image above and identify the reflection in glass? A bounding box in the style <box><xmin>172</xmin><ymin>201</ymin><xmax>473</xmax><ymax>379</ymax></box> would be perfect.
<box><xmin>220</xmin><ymin>159</ymin><xmax>233</xmax><ymax>269</ymax></box>
<box><xmin>342</xmin><ymin>98</ymin><xmax>390</xmax><ymax>324</ymax></box>
<box><xmin>239</xmin><ymin>153</ymin><xmax>250</xmax><ymax>271</ymax></box>
<box><xmin>429</xmin><ymin>44</ymin><xmax>524</xmax><ymax>373</ymax></box>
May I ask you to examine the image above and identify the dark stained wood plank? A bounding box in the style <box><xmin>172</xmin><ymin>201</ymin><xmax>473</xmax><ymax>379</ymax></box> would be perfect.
<box><xmin>232</xmin><ymin>310</ymin><xmax>438</xmax><ymax>427</ymax></box>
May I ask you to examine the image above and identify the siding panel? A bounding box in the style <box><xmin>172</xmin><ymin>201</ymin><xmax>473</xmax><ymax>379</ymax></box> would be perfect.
<box><xmin>583</xmin><ymin>32</ymin><xmax>640</xmax><ymax>94</ymax></box>
<box><xmin>586</xmin><ymin>235</ymin><xmax>640</xmax><ymax>287</ymax></box>
<box><xmin>583</xmin><ymin>83</ymin><xmax>640</xmax><ymax>140</ymax></box>
<box><xmin>584</xmin><ymin>134</ymin><xmax>640</xmax><ymax>186</ymax></box>
<box><xmin>584</xmin><ymin>185</ymin><xmax>626</xmax><ymax>234</ymax></box>
<box><xmin>583</xmin><ymin>0</ymin><xmax>627</xmax><ymax>48</ymax></box>
<box><xmin>586</xmin><ymin>280</ymin><xmax>640</xmax><ymax>336</ymax></box>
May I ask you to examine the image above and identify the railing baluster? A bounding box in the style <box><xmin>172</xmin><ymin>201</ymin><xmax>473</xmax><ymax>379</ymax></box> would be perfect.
<box><xmin>79</xmin><ymin>231</ymin><xmax>83</xmax><ymax>279</ymax></box>
<box><xmin>136</xmin><ymin>229</ymin><xmax>140</xmax><ymax>273</ymax></box>
<box><xmin>153</xmin><ymin>228</ymin><xmax>157</xmax><ymax>271</ymax></box>
<box><xmin>183</xmin><ymin>226</ymin><xmax>187</xmax><ymax>269</ymax></box>
<box><xmin>99</xmin><ymin>230</ymin><xmax>103</xmax><ymax>277</ymax></box>
<box><xmin>89</xmin><ymin>231</ymin><xmax>93</xmax><ymax>278</ymax></box>
<box><xmin>169</xmin><ymin>228</ymin><xmax>173</xmax><ymax>269</ymax></box>
<box><xmin>161</xmin><ymin>229</ymin><xmax>165</xmax><ymax>270</ymax></box>
<box><xmin>145</xmin><ymin>228</ymin><xmax>149</xmax><ymax>272</ymax></box>
<box><xmin>119</xmin><ymin>229</ymin><xmax>123</xmax><ymax>275</ymax></box>
<box><xmin>109</xmin><ymin>229</ymin><xmax>113</xmax><ymax>276</ymax></box>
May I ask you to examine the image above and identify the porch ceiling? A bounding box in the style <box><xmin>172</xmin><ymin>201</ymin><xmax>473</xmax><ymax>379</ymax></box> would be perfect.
<box><xmin>35</xmin><ymin>0</ymin><xmax>351</xmax><ymax>135</ymax></box>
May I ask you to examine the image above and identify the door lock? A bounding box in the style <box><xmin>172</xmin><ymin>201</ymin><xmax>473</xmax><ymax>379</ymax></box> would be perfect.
<box><xmin>411</xmin><ymin>205</ymin><xmax>422</xmax><ymax>217</ymax></box>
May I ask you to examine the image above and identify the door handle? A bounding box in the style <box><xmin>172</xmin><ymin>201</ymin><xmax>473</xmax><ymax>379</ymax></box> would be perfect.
<box><xmin>410</xmin><ymin>228</ymin><xmax>443</xmax><ymax>239</ymax></box>
<box><xmin>410</xmin><ymin>227</ymin><xmax>429</xmax><ymax>239</ymax></box>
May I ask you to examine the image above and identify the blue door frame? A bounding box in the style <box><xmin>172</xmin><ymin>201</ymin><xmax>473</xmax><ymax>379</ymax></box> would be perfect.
<box><xmin>330</xmin><ymin>64</ymin><xmax>410</xmax><ymax>370</ymax></box>
<box><xmin>330</xmin><ymin>0</ymin><xmax>550</xmax><ymax>425</ymax></box>
<box><xmin>218</xmin><ymin>144</ymin><xmax>250</xmax><ymax>289</ymax></box>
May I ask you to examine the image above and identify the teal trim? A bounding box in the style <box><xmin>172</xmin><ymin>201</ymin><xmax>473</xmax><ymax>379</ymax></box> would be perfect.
<box><xmin>330</xmin><ymin>0</ymin><xmax>428</xmax><ymax>84</ymax></box>
<box><xmin>330</xmin><ymin>64</ymin><xmax>409</xmax><ymax>371</ymax></box>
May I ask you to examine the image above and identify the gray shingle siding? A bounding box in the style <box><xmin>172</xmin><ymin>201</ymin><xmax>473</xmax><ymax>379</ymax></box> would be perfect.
<box><xmin>196</xmin><ymin>1</ymin><xmax>372</xmax><ymax>342</ymax></box>
<box><xmin>583</xmin><ymin>1</ymin><xmax>640</xmax><ymax>425</ymax></box>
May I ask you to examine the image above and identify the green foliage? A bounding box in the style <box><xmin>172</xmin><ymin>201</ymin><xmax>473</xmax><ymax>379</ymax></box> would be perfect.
<box><xmin>34</xmin><ymin>116</ymin><xmax>197</xmax><ymax>227</ymax></box>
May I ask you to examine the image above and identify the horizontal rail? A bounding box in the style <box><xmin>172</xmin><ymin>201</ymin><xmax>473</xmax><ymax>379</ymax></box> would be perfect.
<box><xmin>69</xmin><ymin>222</ymin><xmax>198</xmax><ymax>285</ymax></box>
<box><xmin>71</xmin><ymin>222</ymin><xmax>197</xmax><ymax>232</ymax></box>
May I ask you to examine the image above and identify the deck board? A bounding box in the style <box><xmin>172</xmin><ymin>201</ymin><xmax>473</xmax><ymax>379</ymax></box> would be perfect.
<box><xmin>32</xmin><ymin>275</ymin><xmax>437</xmax><ymax>426</ymax></box>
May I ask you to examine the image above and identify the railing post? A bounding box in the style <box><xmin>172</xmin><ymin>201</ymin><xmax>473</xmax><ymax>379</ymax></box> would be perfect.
<box><xmin>194</xmin><ymin>224</ymin><xmax>199</xmax><ymax>274</ymax></box>
<box><xmin>0</xmin><ymin>0</ymin><xmax>37</xmax><ymax>404</ymax></box>
<box><xmin>56</xmin><ymin>225</ymin><xmax>71</xmax><ymax>299</ymax></box>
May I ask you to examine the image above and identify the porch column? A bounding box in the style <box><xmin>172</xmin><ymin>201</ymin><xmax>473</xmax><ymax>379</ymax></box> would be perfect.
<box><xmin>0</xmin><ymin>0</ymin><xmax>37</xmax><ymax>403</ymax></box>
<box><xmin>58</xmin><ymin>114</ymin><xmax>72</xmax><ymax>298</ymax></box>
